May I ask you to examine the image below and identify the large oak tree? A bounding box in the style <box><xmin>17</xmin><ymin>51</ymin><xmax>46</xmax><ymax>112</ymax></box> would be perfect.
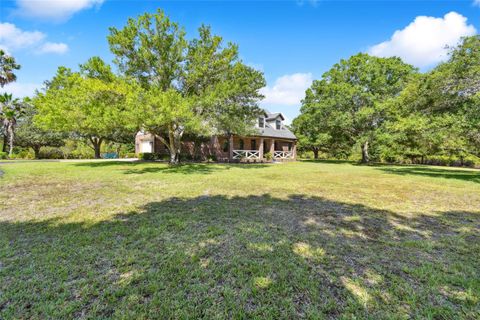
<box><xmin>381</xmin><ymin>36</ymin><xmax>480</xmax><ymax>162</ymax></box>
<box><xmin>294</xmin><ymin>53</ymin><xmax>416</xmax><ymax>162</ymax></box>
<box><xmin>15</xmin><ymin>102</ymin><xmax>65</xmax><ymax>159</ymax></box>
<box><xmin>34</xmin><ymin>61</ymin><xmax>139</xmax><ymax>159</ymax></box>
<box><xmin>108</xmin><ymin>10</ymin><xmax>265</xmax><ymax>163</ymax></box>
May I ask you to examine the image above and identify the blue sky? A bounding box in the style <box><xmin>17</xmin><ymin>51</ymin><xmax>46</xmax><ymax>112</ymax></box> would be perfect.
<box><xmin>1</xmin><ymin>0</ymin><xmax>480</xmax><ymax>121</ymax></box>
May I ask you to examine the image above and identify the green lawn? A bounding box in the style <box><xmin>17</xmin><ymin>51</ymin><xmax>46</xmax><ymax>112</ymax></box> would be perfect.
<box><xmin>1</xmin><ymin>160</ymin><xmax>479</xmax><ymax>319</ymax></box>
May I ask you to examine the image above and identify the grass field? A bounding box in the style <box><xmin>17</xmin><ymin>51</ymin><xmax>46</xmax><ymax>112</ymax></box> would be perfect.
<box><xmin>1</xmin><ymin>160</ymin><xmax>479</xmax><ymax>319</ymax></box>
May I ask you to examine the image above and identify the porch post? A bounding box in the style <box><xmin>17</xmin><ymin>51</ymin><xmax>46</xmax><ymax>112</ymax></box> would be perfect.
<box><xmin>259</xmin><ymin>138</ymin><xmax>264</xmax><ymax>159</ymax></box>
<box><xmin>211</xmin><ymin>136</ymin><xmax>220</xmax><ymax>159</ymax></box>
<box><xmin>229</xmin><ymin>134</ymin><xmax>234</xmax><ymax>161</ymax></box>
<box><xmin>292</xmin><ymin>141</ymin><xmax>297</xmax><ymax>160</ymax></box>
<box><xmin>270</xmin><ymin>139</ymin><xmax>275</xmax><ymax>154</ymax></box>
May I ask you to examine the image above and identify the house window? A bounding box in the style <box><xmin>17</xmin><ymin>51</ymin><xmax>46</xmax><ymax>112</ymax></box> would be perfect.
<box><xmin>222</xmin><ymin>139</ymin><xmax>229</xmax><ymax>152</ymax></box>
<box><xmin>258</xmin><ymin>117</ymin><xmax>265</xmax><ymax>128</ymax></box>
<box><xmin>276</xmin><ymin>120</ymin><xmax>281</xmax><ymax>130</ymax></box>
<box><xmin>274</xmin><ymin>141</ymin><xmax>278</xmax><ymax>151</ymax></box>
<box><xmin>288</xmin><ymin>142</ymin><xmax>292</xmax><ymax>151</ymax></box>
<box><xmin>239</xmin><ymin>139</ymin><xmax>244</xmax><ymax>150</ymax></box>
<box><xmin>251</xmin><ymin>139</ymin><xmax>257</xmax><ymax>150</ymax></box>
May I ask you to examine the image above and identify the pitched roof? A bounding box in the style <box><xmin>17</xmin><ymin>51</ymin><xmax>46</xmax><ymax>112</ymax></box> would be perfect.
<box><xmin>265</xmin><ymin>112</ymin><xmax>285</xmax><ymax>121</ymax></box>
<box><xmin>256</xmin><ymin>119</ymin><xmax>296</xmax><ymax>140</ymax></box>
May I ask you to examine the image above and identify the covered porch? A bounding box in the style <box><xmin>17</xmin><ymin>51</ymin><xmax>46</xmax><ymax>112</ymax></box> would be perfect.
<box><xmin>227</xmin><ymin>136</ymin><xmax>297</xmax><ymax>161</ymax></box>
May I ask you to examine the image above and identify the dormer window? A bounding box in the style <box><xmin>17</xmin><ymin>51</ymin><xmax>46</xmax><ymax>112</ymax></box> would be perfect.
<box><xmin>258</xmin><ymin>117</ymin><xmax>265</xmax><ymax>128</ymax></box>
<box><xmin>276</xmin><ymin>120</ymin><xmax>281</xmax><ymax>130</ymax></box>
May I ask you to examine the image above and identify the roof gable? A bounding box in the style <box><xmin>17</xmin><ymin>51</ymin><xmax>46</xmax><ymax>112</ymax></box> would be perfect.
<box><xmin>265</xmin><ymin>112</ymin><xmax>285</xmax><ymax>121</ymax></box>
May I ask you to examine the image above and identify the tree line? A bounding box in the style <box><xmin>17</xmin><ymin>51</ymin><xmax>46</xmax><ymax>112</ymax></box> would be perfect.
<box><xmin>2</xmin><ymin>11</ymin><xmax>479</xmax><ymax>167</ymax></box>
<box><xmin>293</xmin><ymin>36</ymin><xmax>480</xmax><ymax>166</ymax></box>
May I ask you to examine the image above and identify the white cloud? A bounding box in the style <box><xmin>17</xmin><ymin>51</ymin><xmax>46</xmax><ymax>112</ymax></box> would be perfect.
<box><xmin>0</xmin><ymin>22</ymin><xmax>45</xmax><ymax>52</ymax></box>
<box><xmin>474</xmin><ymin>0</ymin><xmax>480</xmax><ymax>7</ymax></box>
<box><xmin>1</xmin><ymin>82</ymin><xmax>42</xmax><ymax>98</ymax></box>
<box><xmin>37</xmin><ymin>42</ymin><xmax>68</xmax><ymax>54</ymax></box>
<box><xmin>0</xmin><ymin>22</ymin><xmax>68</xmax><ymax>55</ymax></box>
<box><xmin>15</xmin><ymin>0</ymin><xmax>105</xmax><ymax>21</ymax></box>
<box><xmin>369</xmin><ymin>12</ymin><xmax>476</xmax><ymax>68</ymax></box>
<box><xmin>260</xmin><ymin>73</ymin><xmax>313</xmax><ymax>106</ymax></box>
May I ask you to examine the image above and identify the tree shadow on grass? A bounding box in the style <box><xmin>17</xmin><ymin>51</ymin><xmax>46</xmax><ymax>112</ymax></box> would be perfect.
<box><xmin>300</xmin><ymin>159</ymin><xmax>355</xmax><ymax>165</ymax></box>
<box><xmin>122</xmin><ymin>163</ymin><xmax>221</xmax><ymax>175</ymax></box>
<box><xmin>1</xmin><ymin>194</ymin><xmax>479</xmax><ymax>319</ymax></box>
<box><xmin>375</xmin><ymin>166</ymin><xmax>480</xmax><ymax>184</ymax></box>
<box><xmin>74</xmin><ymin>161</ymin><xmax>271</xmax><ymax>175</ymax></box>
<box><xmin>74</xmin><ymin>160</ymin><xmax>145</xmax><ymax>168</ymax></box>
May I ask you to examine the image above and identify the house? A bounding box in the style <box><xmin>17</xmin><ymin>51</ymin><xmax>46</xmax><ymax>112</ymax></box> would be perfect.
<box><xmin>135</xmin><ymin>110</ymin><xmax>297</xmax><ymax>161</ymax></box>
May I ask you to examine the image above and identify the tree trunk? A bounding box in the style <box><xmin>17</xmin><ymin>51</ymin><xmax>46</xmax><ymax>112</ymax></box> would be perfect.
<box><xmin>168</xmin><ymin>125</ymin><xmax>184</xmax><ymax>165</ymax></box>
<box><xmin>94</xmin><ymin>144</ymin><xmax>101</xmax><ymax>159</ymax></box>
<box><xmin>313</xmin><ymin>148</ymin><xmax>319</xmax><ymax>159</ymax></box>
<box><xmin>33</xmin><ymin>146</ymin><xmax>41</xmax><ymax>159</ymax></box>
<box><xmin>115</xmin><ymin>144</ymin><xmax>121</xmax><ymax>158</ymax></box>
<box><xmin>2</xmin><ymin>134</ymin><xmax>7</xmax><ymax>153</ymax></box>
<box><xmin>169</xmin><ymin>150</ymin><xmax>178</xmax><ymax>164</ymax></box>
<box><xmin>361</xmin><ymin>141</ymin><xmax>369</xmax><ymax>163</ymax></box>
<box><xmin>89</xmin><ymin>137</ymin><xmax>103</xmax><ymax>159</ymax></box>
<box><xmin>155</xmin><ymin>125</ymin><xmax>184</xmax><ymax>165</ymax></box>
<box><xmin>168</xmin><ymin>127</ymin><xmax>178</xmax><ymax>165</ymax></box>
<box><xmin>7</xmin><ymin>124</ymin><xmax>14</xmax><ymax>157</ymax></box>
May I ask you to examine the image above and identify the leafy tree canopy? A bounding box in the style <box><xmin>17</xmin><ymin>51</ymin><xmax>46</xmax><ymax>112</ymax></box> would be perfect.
<box><xmin>34</xmin><ymin>60</ymin><xmax>140</xmax><ymax>158</ymax></box>
<box><xmin>108</xmin><ymin>10</ymin><xmax>265</xmax><ymax>163</ymax></box>
<box><xmin>0</xmin><ymin>50</ymin><xmax>20</xmax><ymax>88</ymax></box>
<box><xmin>15</xmin><ymin>101</ymin><xmax>66</xmax><ymax>158</ymax></box>
<box><xmin>294</xmin><ymin>53</ymin><xmax>416</xmax><ymax>162</ymax></box>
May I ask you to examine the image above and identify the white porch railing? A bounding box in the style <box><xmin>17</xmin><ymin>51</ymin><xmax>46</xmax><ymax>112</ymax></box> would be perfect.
<box><xmin>273</xmin><ymin>151</ymin><xmax>293</xmax><ymax>159</ymax></box>
<box><xmin>233</xmin><ymin>150</ymin><xmax>260</xmax><ymax>159</ymax></box>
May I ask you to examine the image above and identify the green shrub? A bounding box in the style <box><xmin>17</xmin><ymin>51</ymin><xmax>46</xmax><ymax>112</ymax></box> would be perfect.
<box><xmin>423</xmin><ymin>155</ymin><xmax>480</xmax><ymax>168</ymax></box>
<box><xmin>264</xmin><ymin>152</ymin><xmax>272</xmax><ymax>161</ymax></box>
<box><xmin>157</xmin><ymin>153</ymin><xmax>170</xmax><ymax>161</ymax></box>
<box><xmin>124</xmin><ymin>152</ymin><xmax>136</xmax><ymax>158</ymax></box>
<box><xmin>138</xmin><ymin>152</ymin><xmax>170</xmax><ymax>161</ymax></box>
<box><xmin>0</xmin><ymin>152</ymin><xmax>7</xmax><ymax>159</ymax></box>
<box><xmin>424</xmin><ymin>156</ymin><xmax>450</xmax><ymax>166</ymax></box>
<box><xmin>11</xmin><ymin>150</ymin><xmax>34</xmax><ymax>159</ymax></box>
<box><xmin>179</xmin><ymin>153</ymin><xmax>193</xmax><ymax>161</ymax></box>
<box><xmin>139</xmin><ymin>152</ymin><xmax>155</xmax><ymax>161</ymax></box>
<box><xmin>299</xmin><ymin>150</ymin><xmax>313</xmax><ymax>159</ymax></box>
<box><xmin>207</xmin><ymin>155</ymin><xmax>217</xmax><ymax>162</ymax></box>
<box><xmin>461</xmin><ymin>155</ymin><xmax>480</xmax><ymax>168</ymax></box>
<box><xmin>39</xmin><ymin>148</ymin><xmax>64</xmax><ymax>159</ymax></box>
<box><xmin>378</xmin><ymin>147</ymin><xmax>400</xmax><ymax>163</ymax></box>
<box><xmin>59</xmin><ymin>140</ymin><xmax>94</xmax><ymax>159</ymax></box>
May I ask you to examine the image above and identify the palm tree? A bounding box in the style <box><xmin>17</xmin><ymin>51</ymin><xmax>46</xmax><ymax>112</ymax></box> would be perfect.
<box><xmin>0</xmin><ymin>50</ymin><xmax>21</xmax><ymax>88</ymax></box>
<box><xmin>0</xmin><ymin>93</ymin><xmax>25</xmax><ymax>156</ymax></box>
<box><xmin>1</xmin><ymin>50</ymin><xmax>21</xmax><ymax>152</ymax></box>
